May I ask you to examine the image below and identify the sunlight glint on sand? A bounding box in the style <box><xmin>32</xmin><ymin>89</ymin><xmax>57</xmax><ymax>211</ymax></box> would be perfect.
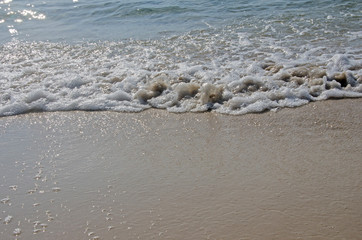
<box><xmin>1</xmin><ymin>99</ymin><xmax>362</xmax><ymax>239</ymax></box>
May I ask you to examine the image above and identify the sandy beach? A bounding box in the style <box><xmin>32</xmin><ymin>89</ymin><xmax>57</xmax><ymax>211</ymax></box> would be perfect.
<box><xmin>0</xmin><ymin>98</ymin><xmax>361</xmax><ymax>240</ymax></box>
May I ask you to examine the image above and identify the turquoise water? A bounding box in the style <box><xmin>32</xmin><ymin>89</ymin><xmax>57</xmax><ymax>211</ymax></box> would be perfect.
<box><xmin>1</xmin><ymin>0</ymin><xmax>361</xmax><ymax>42</ymax></box>
<box><xmin>0</xmin><ymin>0</ymin><xmax>361</xmax><ymax>116</ymax></box>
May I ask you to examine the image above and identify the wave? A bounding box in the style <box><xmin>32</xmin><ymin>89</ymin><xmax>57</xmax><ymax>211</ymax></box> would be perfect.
<box><xmin>1</xmin><ymin>32</ymin><xmax>361</xmax><ymax>116</ymax></box>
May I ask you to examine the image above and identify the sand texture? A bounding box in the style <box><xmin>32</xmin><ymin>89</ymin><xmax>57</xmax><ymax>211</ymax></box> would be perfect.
<box><xmin>0</xmin><ymin>99</ymin><xmax>362</xmax><ymax>240</ymax></box>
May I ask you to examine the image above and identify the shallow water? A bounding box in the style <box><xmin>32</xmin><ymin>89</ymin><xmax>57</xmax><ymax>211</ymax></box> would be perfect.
<box><xmin>0</xmin><ymin>99</ymin><xmax>362</xmax><ymax>239</ymax></box>
<box><xmin>0</xmin><ymin>0</ymin><xmax>361</xmax><ymax>116</ymax></box>
<box><xmin>1</xmin><ymin>0</ymin><xmax>361</xmax><ymax>43</ymax></box>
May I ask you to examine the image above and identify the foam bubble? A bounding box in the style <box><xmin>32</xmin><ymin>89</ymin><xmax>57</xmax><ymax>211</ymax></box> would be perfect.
<box><xmin>135</xmin><ymin>79</ymin><xmax>168</xmax><ymax>103</ymax></box>
<box><xmin>52</xmin><ymin>187</ymin><xmax>61</xmax><ymax>192</ymax></box>
<box><xmin>1</xmin><ymin>197</ymin><xmax>10</xmax><ymax>204</ymax></box>
<box><xmin>199</xmin><ymin>83</ymin><xmax>224</xmax><ymax>105</ymax></box>
<box><xmin>106</xmin><ymin>90</ymin><xmax>132</xmax><ymax>101</ymax></box>
<box><xmin>4</xmin><ymin>215</ymin><xmax>13</xmax><ymax>224</ymax></box>
<box><xmin>8</xmin><ymin>185</ymin><xmax>17</xmax><ymax>190</ymax></box>
<box><xmin>175</xmin><ymin>82</ymin><xmax>200</xmax><ymax>100</ymax></box>
<box><xmin>24</xmin><ymin>90</ymin><xmax>49</xmax><ymax>103</ymax></box>
<box><xmin>13</xmin><ymin>228</ymin><xmax>21</xmax><ymax>236</ymax></box>
<box><xmin>228</xmin><ymin>77</ymin><xmax>264</xmax><ymax>93</ymax></box>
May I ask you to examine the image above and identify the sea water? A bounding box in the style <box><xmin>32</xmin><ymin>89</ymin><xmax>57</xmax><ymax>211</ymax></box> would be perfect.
<box><xmin>0</xmin><ymin>0</ymin><xmax>361</xmax><ymax>116</ymax></box>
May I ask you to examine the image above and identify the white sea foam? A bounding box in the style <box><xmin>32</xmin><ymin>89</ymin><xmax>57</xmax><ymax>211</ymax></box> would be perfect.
<box><xmin>3</xmin><ymin>215</ymin><xmax>13</xmax><ymax>224</ymax></box>
<box><xmin>1</xmin><ymin>197</ymin><xmax>10</xmax><ymax>204</ymax></box>
<box><xmin>13</xmin><ymin>228</ymin><xmax>21</xmax><ymax>236</ymax></box>
<box><xmin>0</xmin><ymin>20</ymin><xmax>361</xmax><ymax>116</ymax></box>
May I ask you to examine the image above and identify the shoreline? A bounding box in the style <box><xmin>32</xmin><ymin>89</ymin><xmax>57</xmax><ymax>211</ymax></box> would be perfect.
<box><xmin>1</xmin><ymin>98</ymin><xmax>361</xmax><ymax>240</ymax></box>
<box><xmin>0</xmin><ymin>96</ymin><xmax>361</xmax><ymax>118</ymax></box>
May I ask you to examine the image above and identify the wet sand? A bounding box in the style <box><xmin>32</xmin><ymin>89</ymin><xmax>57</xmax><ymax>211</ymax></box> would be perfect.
<box><xmin>1</xmin><ymin>99</ymin><xmax>362</xmax><ymax>240</ymax></box>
